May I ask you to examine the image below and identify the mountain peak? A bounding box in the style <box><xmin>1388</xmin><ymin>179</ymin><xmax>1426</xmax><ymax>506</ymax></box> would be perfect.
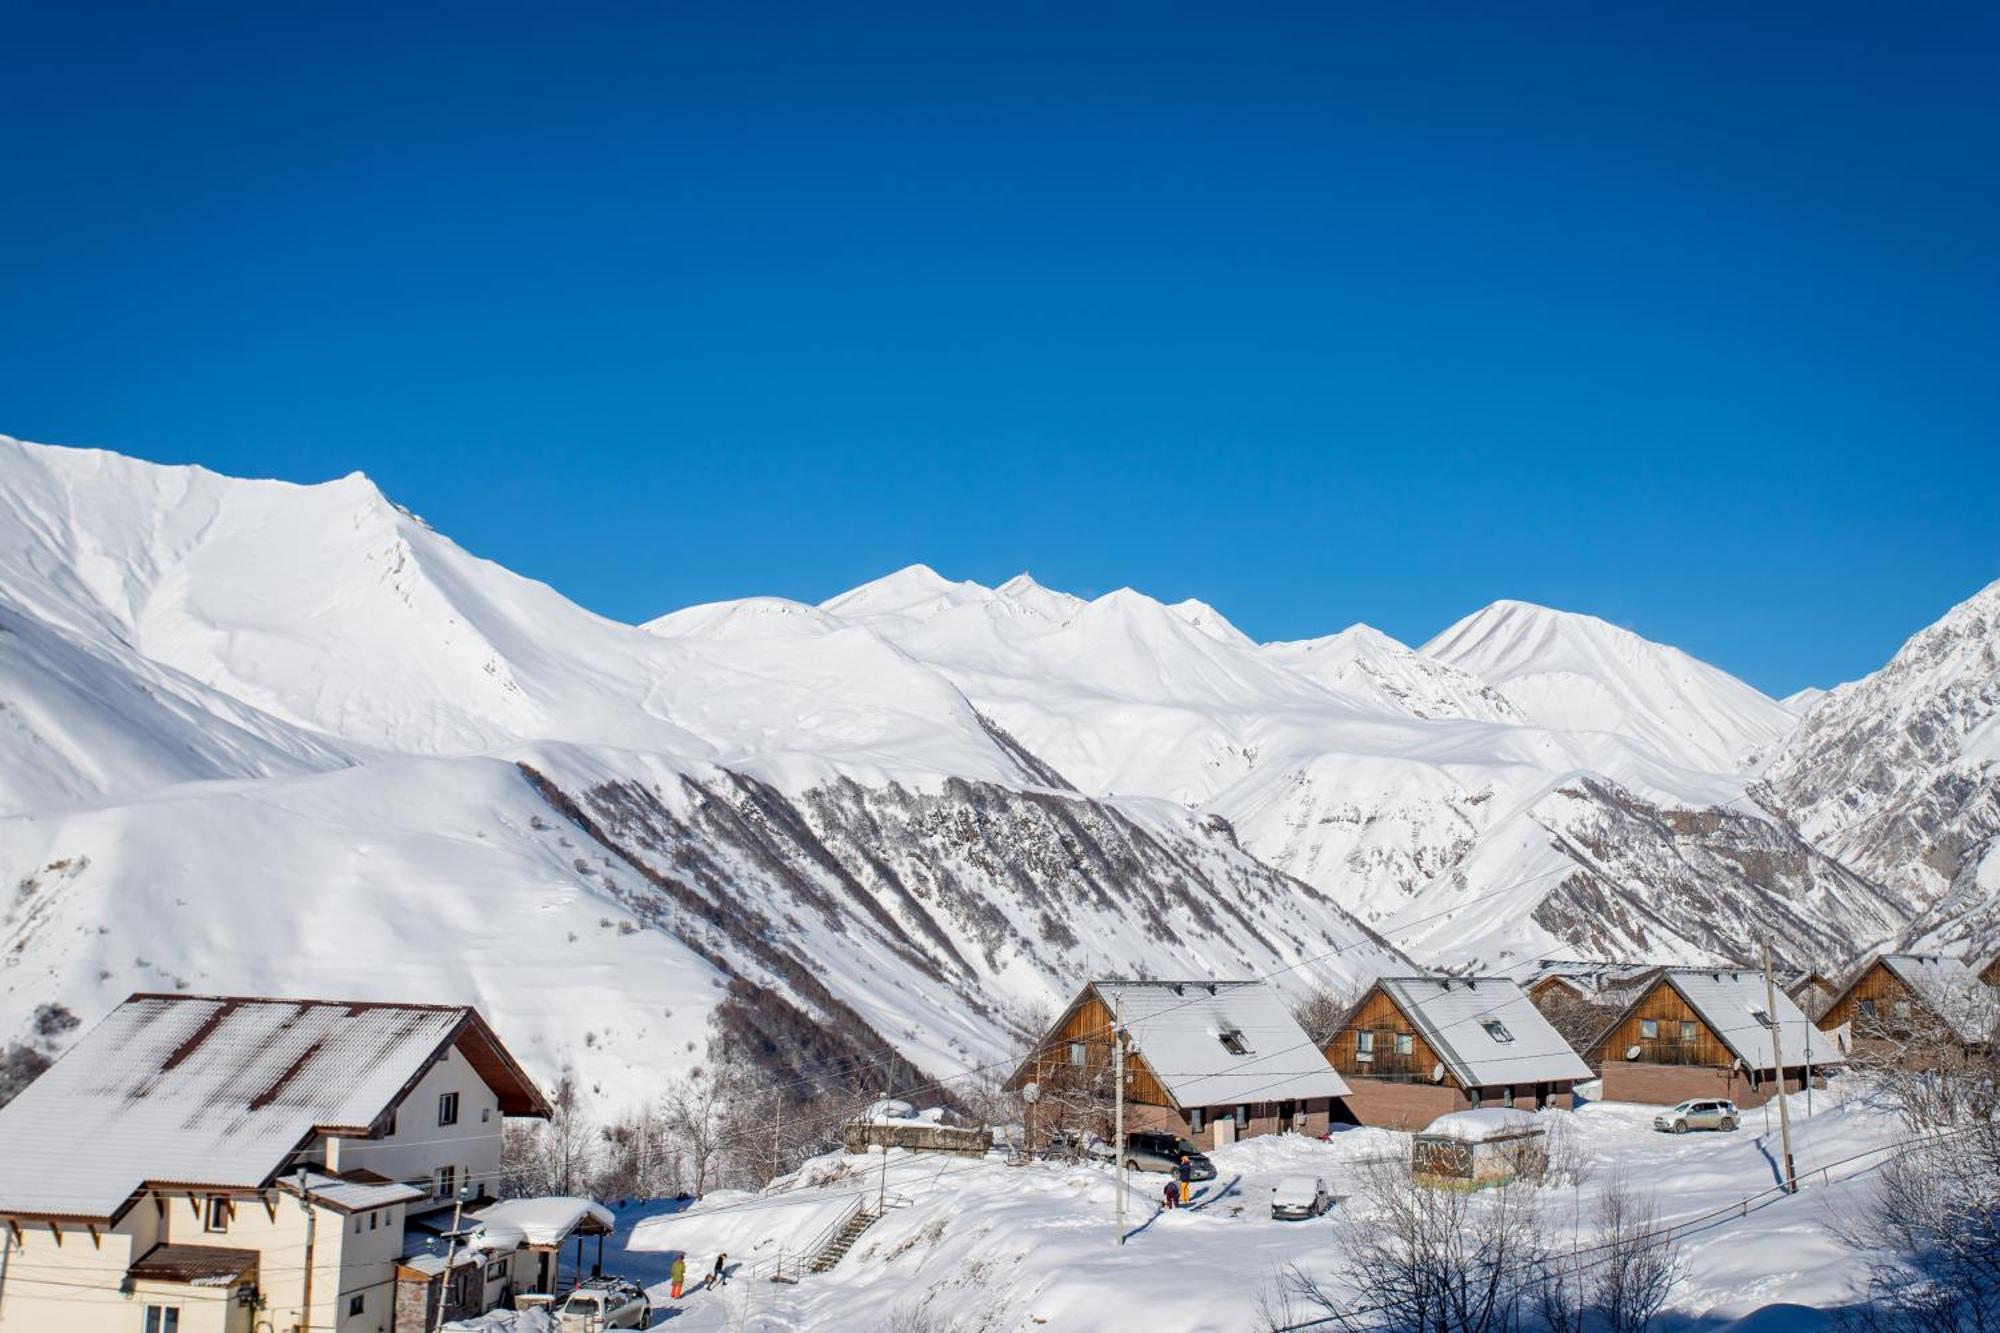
<box><xmin>1165</xmin><ymin>597</ymin><xmax>1255</xmax><ymax>650</ymax></box>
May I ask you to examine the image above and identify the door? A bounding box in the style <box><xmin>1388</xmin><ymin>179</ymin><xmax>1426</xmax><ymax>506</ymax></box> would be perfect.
<box><xmin>1213</xmin><ymin>1116</ymin><xmax>1236</xmax><ymax>1148</ymax></box>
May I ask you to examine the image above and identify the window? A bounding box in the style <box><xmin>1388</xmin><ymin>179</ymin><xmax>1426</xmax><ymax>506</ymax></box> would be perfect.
<box><xmin>1680</xmin><ymin>1021</ymin><xmax>1698</xmax><ymax>1043</ymax></box>
<box><xmin>1502</xmin><ymin>1086</ymin><xmax>1515</xmax><ymax>1108</ymax></box>
<box><xmin>1067</xmin><ymin>1040</ymin><xmax>1087</xmax><ymax>1066</ymax></box>
<box><xmin>1751</xmin><ymin>1009</ymin><xmax>1774</xmax><ymax>1029</ymax></box>
<box><xmin>438</xmin><ymin>1091</ymin><xmax>460</xmax><ymax>1126</ymax></box>
<box><xmin>1218</xmin><ymin>1029</ymin><xmax>1249</xmax><ymax>1056</ymax></box>
<box><xmin>434</xmin><ymin>1165</ymin><xmax>457</xmax><ymax>1199</ymax></box>
<box><xmin>1188</xmin><ymin>1107</ymin><xmax>1205</xmax><ymax>1133</ymax></box>
<box><xmin>486</xmin><ymin>1259</ymin><xmax>507</xmax><ymax>1281</ymax></box>
<box><xmin>352</xmin><ymin>1215</ymin><xmax>362</xmax><ymax>1235</ymax></box>
<box><xmin>1395</xmin><ymin>1033</ymin><xmax>1413</xmax><ymax>1056</ymax></box>
<box><xmin>1893</xmin><ymin>1000</ymin><xmax>1912</xmax><ymax>1019</ymax></box>
<box><xmin>1640</xmin><ymin>1018</ymin><xmax>1659</xmax><ymax>1039</ymax></box>
<box><xmin>203</xmin><ymin>1195</ymin><xmax>229</xmax><ymax>1233</ymax></box>
<box><xmin>144</xmin><ymin>1307</ymin><xmax>180</xmax><ymax>1333</ymax></box>
<box><xmin>1859</xmin><ymin>998</ymin><xmax>1877</xmax><ymax>1019</ymax></box>
<box><xmin>482</xmin><ymin>1107</ymin><xmax>491</xmax><ymax>1123</ymax></box>
<box><xmin>1234</xmin><ymin>1104</ymin><xmax>1248</xmax><ymax>1128</ymax></box>
<box><xmin>348</xmin><ymin>1294</ymin><xmax>365</xmax><ymax>1317</ymax></box>
<box><xmin>369</xmin><ymin>1211</ymin><xmax>378</xmax><ymax>1231</ymax></box>
<box><xmin>1355</xmin><ymin>1031</ymin><xmax>1374</xmax><ymax>1061</ymax></box>
<box><xmin>1481</xmin><ymin>1020</ymin><xmax>1514</xmax><ymax>1043</ymax></box>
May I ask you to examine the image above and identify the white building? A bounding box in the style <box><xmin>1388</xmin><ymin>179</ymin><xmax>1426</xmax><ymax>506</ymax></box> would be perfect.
<box><xmin>0</xmin><ymin>993</ymin><xmax>550</xmax><ymax>1333</ymax></box>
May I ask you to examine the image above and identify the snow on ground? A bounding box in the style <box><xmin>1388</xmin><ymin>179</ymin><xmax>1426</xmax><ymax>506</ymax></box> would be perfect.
<box><xmin>570</xmin><ymin>1081</ymin><xmax>1907</xmax><ymax>1332</ymax></box>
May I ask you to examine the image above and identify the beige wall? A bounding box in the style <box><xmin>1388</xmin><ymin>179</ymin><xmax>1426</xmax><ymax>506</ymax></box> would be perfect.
<box><xmin>333</xmin><ymin>1046</ymin><xmax>505</xmax><ymax>1202</ymax></box>
<box><xmin>0</xmin><ymin>1203</ymin><xmax>253</xmax><ymax>1333</ymax></box>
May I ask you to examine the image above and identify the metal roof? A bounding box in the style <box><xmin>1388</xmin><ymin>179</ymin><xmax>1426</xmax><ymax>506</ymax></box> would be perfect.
<box><xmin>1661</xmin><ymin>969</ymin><xmax>1841</xmax><ymax>1071</ymax></box>
<box><xmin>1377</xmin><ymin>977</ymin><xmax>1594</xmax><ymax>1087</ymax></box>
<box><xmin>1876</xmin><ymin>954</ymin><xmax>1997</xmax><ymax>1043</ymax></box>
<box><xmin>0</xmin><ymin>994</ymin><xmax>545</xmax><ymax>1220</ymax></box>
<box><xmin>1090</xmin><ymin>980</ymin><xmax>1352</xmax><ymax>1108</ymax></box>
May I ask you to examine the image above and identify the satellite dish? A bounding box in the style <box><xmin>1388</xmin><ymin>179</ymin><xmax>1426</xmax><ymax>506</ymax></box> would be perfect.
<box><xmin>1624</xmin><ymin>1045</ymin><xmax>1641</xmax><ymax>1061</ymax></box>
<box><xmin>1431</xmin><ymin>1063</ymin><xmax>1446</xmax><ymax>1084</ymax></box>
<box><xmin>1021</xmin><ymin>1082</ymin><xmax>1041</xmax><ymax>1105</ymax></box>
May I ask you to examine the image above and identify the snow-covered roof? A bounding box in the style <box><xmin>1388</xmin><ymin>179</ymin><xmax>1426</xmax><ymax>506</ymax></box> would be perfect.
<box><xmin>1417</xmin><ymin>1108</ymin><xmax>1543</xmax><ymax>1142</ymax></box>
<box><xmin>469</xmin><ymin>1197</ymin><xmax>616</xmax><ymax>1249</ymax></box>
<box><xmin>1660</xmin><ymin>970</ymin><xmax>1841</xmax><ymax>1071</ymax></box>
<box><xmin>1876</xmin><ymin>955</ymin><xmax>1997</xmax><ymax>1043</ymax></box>
<box><xmin>1515</xmin><ymin>959</ymin><xmax>1662</xmax><ymax>1003</ymax></box>
<box><xmin>282</xmin><ymin>1169</ymin><xmax>427</xmax><ymax>1214</ymax></box>
<box><xmin>1376</xmin><ymin>977</ymin><xmax>1594</xmax><ymax>1088</ymax></box>
<box><xmin>1092</xmin><ymin>981</ymin><xmax>1351</xmax><ymax>1108</ymax></box>
<box><xmin>0</xmin><ymin>994</ymin><xmax>549</xmax><ymax>1220</ymax></box>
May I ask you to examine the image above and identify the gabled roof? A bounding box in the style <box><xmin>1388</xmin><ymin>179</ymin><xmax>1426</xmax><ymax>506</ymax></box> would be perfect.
<box><xmin>1047</xmin><ymin>980</ymin><xmax>1350</xmax><ymax>1108</ymax></box>
<box><xmin>1873</xmin><ymin>955</ymin><xmax>1997</xmax><ymax>1043</ymax></box>
<box><xmin>1516</xmin><ymin>959</ymin><xmax>1663</xmax><ymax>1003</ymax></box>
<box><xmin>1611</xmin><ymin>969</ymin><xmax>1840</xmax><ymax>1071</ymax></box>
<box><xmin>1374</xmin><ymin>977</ymin><xmax>1594</xmax><ymax>1087</ymax></box>
<box><xmin>0</xmin><ymin>994</ymin><xmax>549</xmax><ymax>1221</ymax></box>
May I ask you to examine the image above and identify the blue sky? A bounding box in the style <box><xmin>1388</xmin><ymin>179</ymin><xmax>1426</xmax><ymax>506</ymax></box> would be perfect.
<box><xmin>3</xmin><ymin>2</ymin><xmax>1995</xmax><ymax>694</ymax></box>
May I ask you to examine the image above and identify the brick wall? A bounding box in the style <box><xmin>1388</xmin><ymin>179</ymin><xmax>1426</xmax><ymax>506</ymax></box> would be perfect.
<box><xmin>1600</xmin><ymin>1062</ymin><xmax>1820</xmax><ymax>1108</ymax></box>
<box><xmin>1339</xmin><ymin>1078</ymin><xmax>1467</xmax><ymax>1129</ymax></box>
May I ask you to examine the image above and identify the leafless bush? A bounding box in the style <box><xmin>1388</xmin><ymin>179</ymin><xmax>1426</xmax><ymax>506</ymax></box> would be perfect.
<box><xmin>882</xmin><ymin>1303</ymin><xmax>964</xmax><ymax>1333</ymax></box>
<box><xmin>1293</xmin><ymin>982</ymin><xmax>1362</xmax><ymax>1046</ymax></box>
<box><xmin>501</xmin><ymin>1066</ymin><xmax>598</xmax><ymax>1198</ymax></box>
<box><xmin>1591</xmin><ymin>1179</ymin><xmax>1682</xmax><ymax>1333</ymax></box>
<box><xmin>1269</xmin><ymin>1158</ymin><xmax>1555</xmax><ymax>1332</ymax></box>
<box><xmin>1833</xmin><ymin>1050</ymin><xmax>2000</xmax><ymax>1333</ymax></box>
<box><xmin>1533</xmin><ymin>991</ymin><xmax>1620</xmax><ymax>1054</ymax></box>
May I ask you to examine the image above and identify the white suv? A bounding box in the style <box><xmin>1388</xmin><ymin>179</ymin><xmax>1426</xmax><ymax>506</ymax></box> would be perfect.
<box><xmin>1653</xmin><ymin>1099</ymin><xmax>1739</xmax><ymax>1134</ymax></box>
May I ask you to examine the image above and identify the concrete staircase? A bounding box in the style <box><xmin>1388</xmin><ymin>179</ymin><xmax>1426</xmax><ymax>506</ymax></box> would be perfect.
<box><xmin>808</xmin><ymin>1206</ymin><xmax>880</xmax><ymax>1273</ymax></box>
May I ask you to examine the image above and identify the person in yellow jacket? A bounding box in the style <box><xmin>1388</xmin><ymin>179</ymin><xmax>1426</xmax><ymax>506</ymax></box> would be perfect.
<box><xmin>670</xmin><ymin>1253</ymin><xmax>687</xmax><ymax>1299</ymax></box>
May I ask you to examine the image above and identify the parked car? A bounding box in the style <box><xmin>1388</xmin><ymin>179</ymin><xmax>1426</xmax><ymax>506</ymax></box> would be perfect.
<box><xmin>1121</xmin><ymin>1131</ymin><xmax>1218</xmax><ymax>1180</ymax></box>
<box><xmin>1270</xmin><ymin>1175</ymin><xmax>1332</xmax><ymax>1220</ymax></box>
<box><xmin>557</xmin><ymin>1276</ymin><xmax>650</xmax><ymax>1330</ymax></box>
<box><xmin>1039</xmin><ymin>1128</ymin><xmax>1112</xmax><ymax>1162</ymax></box>
<box><xmin>1653</xmin><ymin>1099</ymin><xmax>1739</xmax><ymax>1134</ymax></box>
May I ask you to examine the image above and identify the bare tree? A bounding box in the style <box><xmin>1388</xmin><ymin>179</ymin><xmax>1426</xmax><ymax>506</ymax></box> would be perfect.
<box><xmin>1834</xmin><ymin>1039</ymin><xmax>2000</xmax><ymax>1333</ymax></box>
<box><xmin>1592</xmin><ymin>1179</ymin><xmax>1682</xmax><ymax>1333</ymax></box>
<box><xmin>1292</xmin><ymin>982</ymin><xmax>1362</xmax><ymax>1046</ymax></box>
<box><xmin>660</xmin><ymin>1065</ymin><xmax>734</xmax><ymax>1197</ymax></box>
<box><xmin>501</xmin><ymin>1067</ymin><xmax>597</xmax><ymax>1198</ymax></box>
<box><xmin>1271</xmin><ymin>1158</ymin><xmax>1558</xmax><ymax>1333</ymax></box>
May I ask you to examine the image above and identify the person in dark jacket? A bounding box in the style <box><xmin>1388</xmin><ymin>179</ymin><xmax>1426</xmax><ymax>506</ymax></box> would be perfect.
<box><xmin>710</xmin><ymin>1253</ymin><xmax>729</xmax><ymax>1288</ymax></box>
<box><xmin>1162</xmin><ymin>1178</ymin><xmax>1179</xmax><ymax>1211</ymax></box>
<box><xmin>1176</xmin><ymin>1155</ymin><xmax>1193</xmax><ymax>1205</ymax></box>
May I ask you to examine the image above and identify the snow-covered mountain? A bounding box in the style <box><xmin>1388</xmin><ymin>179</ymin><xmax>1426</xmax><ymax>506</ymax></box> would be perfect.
<box><xmin>1762</xmin><ymin>578</ymin><xmax>2000</xmax><ymax>951</ymax></box>
<box><xmin>1422</xmin><ymin>600</ymin><xmax>1797</xmax><ymax>771</ymax></box>
<box><xmin>0</xmin><ymin>439</ymin><xmax>1402</xmax><ymax>1107</ymax></box>
<box><xmin>5</xmin><ymin>433</ymin><xmax>1990</xmax><ymax>1107</ymax></box>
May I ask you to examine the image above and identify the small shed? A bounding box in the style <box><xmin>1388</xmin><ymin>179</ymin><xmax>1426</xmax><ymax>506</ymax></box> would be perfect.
<box><xmin>1410</xmin><ymin>1109</ymin><xmax>1545</xmax><ymax>1187</ymax></box>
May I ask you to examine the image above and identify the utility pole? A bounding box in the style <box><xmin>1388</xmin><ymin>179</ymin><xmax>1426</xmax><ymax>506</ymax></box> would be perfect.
<box><xmin>1113</xmin><ymin>994</ymin><xmax>1126</xmax><ymax>1247</ymax></box>
<box><xmin>877</xmin><ymin>1093</ymin><xmax>889</xmax><ymax>1216</ymax></box>
<box><xmin>1</xmin><ymin>1218</ymin><xmax>15</xmax><ymax>1318</ymax></box>
<box><xmin>1761</xmin><ymin>940</ymin><xmax>1798</xmax><ymax>1194</ymax></box>
<box><xmin>296</xmin><ymin>1169</ymin><xmax>317</xmax><ymax>1333</ymax></box>
<box><xmin>431</xmin><ymin>1183</ymin><xmax>472</xmax><ymax>1333</ymax></box>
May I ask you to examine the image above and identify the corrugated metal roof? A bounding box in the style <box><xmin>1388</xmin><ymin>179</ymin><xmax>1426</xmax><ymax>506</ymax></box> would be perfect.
<box><xmin>1094</xmin><ymin>980</ymin><xmax>1351</xmax><ymax>1108</ymax></box>
<box><xmin>1877</xmin><ymin>954</ymin><xmax>1997</xmax><ymax>1043</ymax></box>
<box><xmin>1378</xmin><ymin>977</ymin><xmax>1594</xmax><ymax>1087</ymax></box>
<box><xmin>0</xmin><ymin>995</ymin><xmax>479</xmax><ymax>1219</ymax></box>
<box><xmin>1664</xmin><ymin>969</ymin><xmax>1840</xmax><ymax>1071</ymax></box>
<box><xmin>127</xmin><ymin>1243</ymin><xmax>260</xmax><ymax>1286</ymax></box>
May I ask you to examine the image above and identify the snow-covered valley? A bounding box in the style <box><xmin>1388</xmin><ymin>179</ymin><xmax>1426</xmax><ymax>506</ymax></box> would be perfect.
<box><xmin>1</xmin><ymin>434</ymin><xmax>1996</xmax><ymax>1108</ymax></box>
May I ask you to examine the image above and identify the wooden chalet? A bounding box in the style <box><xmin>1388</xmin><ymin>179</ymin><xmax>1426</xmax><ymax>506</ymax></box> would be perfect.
<box><xmin>1587</xmin><ymin>968</ymin><xmax>1841</xmax><ymax>1106</ymax></box>
<box><xmin>1006</xmin><ymin>980</ymin><xmax>1351</xmax><ymax>1150</ymax></box>
<box><xmin>1321</xmin><ymin>977</ymin><xmax>1593</xmax><ymax>1129</ymax></box>
<box><xmin>1781</xmin><ymin>968</ymin><xmax>1838</xmax><ymax>1020</ymax></box>
<box><xmin>1820</xmin><ymin>954</ymin><xmax>1997</xmax><ymax>1060</ymax></box>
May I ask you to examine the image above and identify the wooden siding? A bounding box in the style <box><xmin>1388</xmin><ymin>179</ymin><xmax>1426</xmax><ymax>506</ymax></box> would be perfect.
<box><xmin>1588</xmin><ymin>979</ymin><xmax>1735</xmax><ymax>1068</ymax></box>
<box><xmin>1821</xmin><ymin>961</ymin><xmax>1919</xmax><ymax>1036</ymax></box>
<box><xmin>1008</xmin><ymin>989</ymin><xmax>1174</xmax><ymax>1109</ymax></box>
<box><xmin>1323</xmin><ymin>985</ymin><xmax>1458</xmax><ymax>1088</ymax></box>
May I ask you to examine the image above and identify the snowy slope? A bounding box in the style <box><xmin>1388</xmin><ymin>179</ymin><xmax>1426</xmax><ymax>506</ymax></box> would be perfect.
<box><xmin>1424</xmin><ymin>600</ymin><xmax>1795</xmax><ymax>771</ymax></box>
<box><xmin>0</xmin><ymin>440</ymin><xmax>1403</xmax><ymax>1106</ymax></box>
<box><xmin>1763</xmin><ymin>577</ymin><xmax>2000</xmax><ymax>922</ymax></box>
<box><xmin>1260</xmin><ymin>624</ymin><xmax>1521</xmax><ymax>723</ymax></box>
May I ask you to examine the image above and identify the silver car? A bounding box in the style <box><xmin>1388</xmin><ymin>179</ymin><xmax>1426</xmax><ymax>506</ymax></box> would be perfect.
<box><xmin>558</xmin><ymin>1276</ymin><xmax>651</xmax><ymax>1330</ymax></box>
<box><xmin>1121</xmin><ymin>1131</ymin><xmax>1217</xmax><ymax>1180</ymax></box>
<box><xmin>1270</xmin><ymin>1175</ymin><xmax>1332</xmax><ymax>1220</ymax></box>
<box><xmin>1653</xmin><ymin>1098</ymin><xmax>1739</xmax><ymax>1134</ymax></box>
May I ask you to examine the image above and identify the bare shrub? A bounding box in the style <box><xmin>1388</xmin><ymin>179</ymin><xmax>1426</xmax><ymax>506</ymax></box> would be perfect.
<box><xmin>1592</xmin><ymin>1179</ymin><xmax>1682</xmax><ymax>1333</ymax></box>
<box><xmin>1270</xmin><ymin>1159</ymin><xmax>1556</xmax><ymax>1332</ymax></box>
<box><xmin>1292</xmin><ymin>982</ymin><xmax>1361</xmax><ymax>1046</ymax></box>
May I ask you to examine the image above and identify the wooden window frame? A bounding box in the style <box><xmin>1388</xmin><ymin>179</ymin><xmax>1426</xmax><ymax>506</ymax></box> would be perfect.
<box><xmin>438</xmin><ymin>1091</ymin><xmax>460</xmax><ymax>1127</ymax></box>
